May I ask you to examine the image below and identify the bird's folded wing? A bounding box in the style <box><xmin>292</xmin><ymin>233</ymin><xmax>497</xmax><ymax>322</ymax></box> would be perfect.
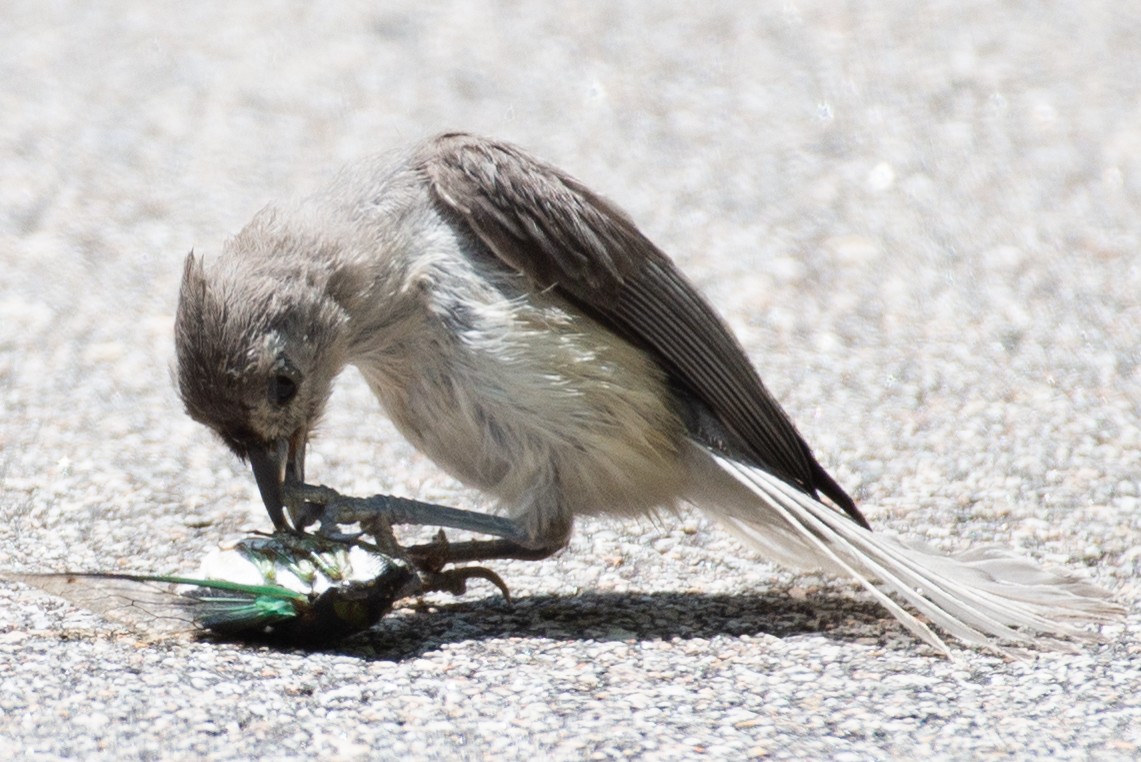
<box><xmin>419</xmin><ymin>132</ymin><xmax>861</xmax><ymax>522</ymax></box>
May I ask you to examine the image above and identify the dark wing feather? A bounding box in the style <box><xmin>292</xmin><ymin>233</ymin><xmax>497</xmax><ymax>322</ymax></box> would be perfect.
<box><xmin>419</xmin><ymin>133</ymin><xmax>868</xmax><ymax>528</ymax></box>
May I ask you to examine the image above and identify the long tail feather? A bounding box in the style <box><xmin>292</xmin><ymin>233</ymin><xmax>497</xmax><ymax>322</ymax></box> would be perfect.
<box><xmin>684</xmin><ymin>443</ymin><xmax>1123</xmax><ymax>656</ymax></box>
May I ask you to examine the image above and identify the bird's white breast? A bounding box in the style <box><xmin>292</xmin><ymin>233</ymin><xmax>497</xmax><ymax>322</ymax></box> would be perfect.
<box><xmin>349</xmin><ymin>232</ymin><xmax>688</xmax><ymax>540</ymax></box>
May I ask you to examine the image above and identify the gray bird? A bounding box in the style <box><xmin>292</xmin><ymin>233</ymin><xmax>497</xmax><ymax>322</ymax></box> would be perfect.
<box><xmin>175</xmin><ymin>133</ymin><xmax>1119</xmax><ymax>655</ymax></box>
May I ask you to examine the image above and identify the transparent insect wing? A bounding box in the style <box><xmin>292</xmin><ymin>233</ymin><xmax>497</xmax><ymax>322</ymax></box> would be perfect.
<box><xmin>0</xmin><ymin>572</ymin><xmax>308</xmax><ymax>638</ymax></box>
<box><xmin>3</xmin><ymin>573</ymin><xmax>201</xmax><ymax>635</ymax></box>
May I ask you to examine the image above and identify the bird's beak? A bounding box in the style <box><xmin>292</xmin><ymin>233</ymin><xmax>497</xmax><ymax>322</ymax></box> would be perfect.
<box><xmin>248</xmin><ymin>431</ymin><xmax>307</xmax><ymax>531</ymax></box>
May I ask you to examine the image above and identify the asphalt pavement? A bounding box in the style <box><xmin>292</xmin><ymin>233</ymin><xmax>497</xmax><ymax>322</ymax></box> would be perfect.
<box><xmin>1</xmin><ymin>2</ymin><xmax>1138</xmax><ymax>759</ymax></box>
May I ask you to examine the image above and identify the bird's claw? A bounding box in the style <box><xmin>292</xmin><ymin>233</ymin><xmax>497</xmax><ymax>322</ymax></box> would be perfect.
<box><xmin>419</xmin><ymin>565</ymin><xmax>513</xmax><ymax>603</ymax></box>
<box><xmin>403</xmin><ymin>530</ymin><xmax>512</xmax><ymax>601</ymax></box>
<box><xmin>283</xmin><ymin>481</ymin><xmax>340</xmax><ymax>532</ymax></box>
<box><xmin>281</xmin><ymin>483</ymin><xmax>512</xmax><ymax>602</ymax></box>
<box><xmin>407</xmin><ymin>529</ymin><xmax>452</xmax><ymax>574</ymax></box>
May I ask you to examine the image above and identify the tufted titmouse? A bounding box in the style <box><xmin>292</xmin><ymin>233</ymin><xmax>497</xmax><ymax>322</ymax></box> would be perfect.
<box><xmin>174</xmin><ymin>133</ymin><xmax>1119</xmax><ymax>654</ymax></box>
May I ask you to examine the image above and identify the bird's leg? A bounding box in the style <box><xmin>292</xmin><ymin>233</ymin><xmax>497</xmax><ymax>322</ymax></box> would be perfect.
<box><xmin>358</xmin><ymin>514</ymin><xmax>404</xmax><ymax>558</ymax></box>
<box><xmin>411</xmin><ymin>533</ymin><xmax>514</xmax><ymax>602</ymax></box>
<box><xmin>282</xmin><ymin>481</ymin><xmax>564</xmax><ymax>576</ymax></box>
<box><xmin>282</xmin><ymin>481</ymin><xmax>534</xmax><ymax>545</ymax></box>
<box><xmin>404</xmin><ymin>537</ymin><xmax>562</xmax><ymax>565</ymax></box>
<box><xmin>403</xmin><ymin>527</ymin><xmax>560</xmax><ymax>571</ymax></box>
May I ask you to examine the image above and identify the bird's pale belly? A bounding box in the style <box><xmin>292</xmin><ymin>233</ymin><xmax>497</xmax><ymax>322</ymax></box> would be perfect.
<box><xmin>358</xmin><ymin>292</ymin><xmax>689</xmax><ymax>539</ymax></box>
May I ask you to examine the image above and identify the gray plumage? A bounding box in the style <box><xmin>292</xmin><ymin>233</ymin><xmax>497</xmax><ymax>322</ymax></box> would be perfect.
<box><xmin>175</xmin><ymin>132</ymin><xmax>1121</xmax><ymax>656</ymax></box>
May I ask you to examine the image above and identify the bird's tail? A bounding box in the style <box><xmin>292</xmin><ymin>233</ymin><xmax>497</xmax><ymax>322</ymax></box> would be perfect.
<box><xmin>683</xmin><ymin>443</ymin><xmax>1123</xmax><ymax>657</ymax></box>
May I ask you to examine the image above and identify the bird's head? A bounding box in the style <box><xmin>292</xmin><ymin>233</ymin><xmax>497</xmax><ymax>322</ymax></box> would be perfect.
<box><xmin>174</xmin><ymin>249</ymin><xmax>347</xmax><ymax>530</ymax></box>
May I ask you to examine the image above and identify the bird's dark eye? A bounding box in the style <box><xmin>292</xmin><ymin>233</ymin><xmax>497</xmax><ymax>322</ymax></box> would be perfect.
<box><xmin>268</xmin><ymin>374</ymin><xmax>298</xmax><ymax>406</ymax></box>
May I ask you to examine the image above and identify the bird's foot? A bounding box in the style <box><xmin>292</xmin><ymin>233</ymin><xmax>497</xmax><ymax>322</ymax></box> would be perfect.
<box><xmin>281</xmin><ymin>480</ymin><xmax>531</xmax><ymax>544</ymax></box>
<box><xmin>420</xmin><ymin>565</ymin><xmax>513</xmax><ymax>602</ymax></box>
<box><xmin>404</xmin><ymin>536</ymin><xmax>563</xmax><ymax>565</ymax></box>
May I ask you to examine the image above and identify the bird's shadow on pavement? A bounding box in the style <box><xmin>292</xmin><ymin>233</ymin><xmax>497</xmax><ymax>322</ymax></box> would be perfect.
<box><xmin>330</xmin><ymin>589</ymin><xmax>906</xmax><ymax>661</ymax></box>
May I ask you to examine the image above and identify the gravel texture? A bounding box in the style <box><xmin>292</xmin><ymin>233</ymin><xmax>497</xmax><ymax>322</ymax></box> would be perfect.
<box><xmin>1</xmin><ymin>2</ymin><xmax>1138</xmax><ymax>760</ymax></box>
